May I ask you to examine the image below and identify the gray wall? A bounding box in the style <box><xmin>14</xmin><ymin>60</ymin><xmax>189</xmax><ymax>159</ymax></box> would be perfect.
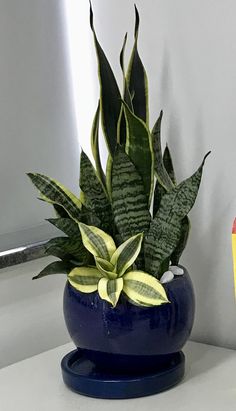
<box><xmin>0</xmin><ymin>0</ymin><xmax>80</xmax><ymax>249</ymax></box>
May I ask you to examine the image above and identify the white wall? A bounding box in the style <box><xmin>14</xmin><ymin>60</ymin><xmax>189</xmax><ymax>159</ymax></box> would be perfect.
<box><xmin>0</xmin><ymin>0</ymin><xmax>80</xmax><ymax>249</ymax></box>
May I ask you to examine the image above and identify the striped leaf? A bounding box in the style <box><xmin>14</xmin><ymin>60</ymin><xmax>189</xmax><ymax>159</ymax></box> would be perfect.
<box><xmin>79</xmin><ymin>223</ymin><xmax>116</xmax><ymax>261</ymax></box>
<box><xmin>124</xmin><ymin>102</ymin><xmax>154</xmax><ymax>205</ymax></box>
<box><xmin>95</xmin><ymin>257</ymin><xmax>117</xmax><ymax>279</ymax></box>
<box><xmin>33</xmin><ymin>261</ymin><xmax>74</xmax><ymax>280</ymax></box>
<box><xmin>110</xmin><ymin>233</ymin><xmax>143</xmax><ymax>276</ymax></box>
<box><xmin>68</xmin><ymin>267</ymin><xmax>102</xmax><ymax>293</ymax></box>
<box><xmin>123</xmin><ymin>271</ymin><xmax>169</xmax><ymax>307</ymax></box>
<box><xmin>91</xmin><ymin>101</ymin><xmax>106</xmax><ymax>187</ymax></box>
<box><xmin>145</xmin><ymin>219</ymin><xmax>182</xmax><ymax>278</ymax></box>
<box><xmin>163</xmin><ymin>145</ymin><xmax>176</xmax><ymax>185</ymax></box>
<box><xmin>127</xmin><ymin>6</ymin><xmax>149</xmax><ymax>124</ymax></box>
<box><xmin>79</xmin><ymin>151</ymin><xmax>112</xmax><ymax>232</ymax></box>
<box><xmin>153</xmin><ymin>178</ymin><xmax>166</xmax><ymax>217</ymax></box>
<box><xmin>111</xmin><ymin>147</ymin><xmax>151</xmax><ymax>242</ymax></box>
<box><xmin>47</xmin><ymin>218</ymin><xmax>80</xmax><ymax>238</ymax></box>
<box><xmin>27</xmin><ymin>173</ymin><xmax>81</xmax><ymax>221</ymax></box>
<box><xmin>45</xmin><ymin>237</ymin><xmax>88</xmax><ymax>262</ymax></box>
<box><xmin>98</xmin><ymin>277</ymin><xmax>123</xmax><ymax>307</ymax></box>
<box><xmin>90</xmin><ymin>5</ymin><xmax>121</xmax><ymax>156</ymax></box>
<box><xmin>80</xmin><ymin>205</ymin><xmax>101</xmax><ymax>228</ymax></box>
<box><xmin>145</xmin><ymin>152</ymin><xmax>210</xmax><ymax>276</ymax></box>
<box><xmin>171</xmin><ymin>216</ymin><xmax>191</xmax><ymax>265</ymax></box>
<box><xmin>152</xmin><ymin>112</ymin><xmax>174</xmax><ymax>191</ymax></box>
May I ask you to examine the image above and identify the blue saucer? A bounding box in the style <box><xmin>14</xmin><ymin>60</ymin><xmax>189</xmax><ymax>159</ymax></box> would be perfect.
<box><xmin>61</xmin><ymin>349</ymin><xmax>185</xmax><ymax>399</ymax></box>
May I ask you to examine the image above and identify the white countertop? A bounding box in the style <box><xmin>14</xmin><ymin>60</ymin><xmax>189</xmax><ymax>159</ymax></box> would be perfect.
<box><xmin>0</xmin><ymin>340</ymin><xmax>235</xmax><ymax>411</ymax></box>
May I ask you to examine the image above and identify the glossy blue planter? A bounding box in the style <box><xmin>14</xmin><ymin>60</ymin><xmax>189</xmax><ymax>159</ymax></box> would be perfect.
<box><xmin>61</xmin><ymin>267</ymin><xmax>195</xmax><ymax>398</ymax></box>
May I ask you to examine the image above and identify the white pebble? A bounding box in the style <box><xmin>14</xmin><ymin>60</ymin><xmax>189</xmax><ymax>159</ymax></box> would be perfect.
<box><xmin>169</xmin><ymin>265</ymin><xmax>184</xmax><ymax>276</ymax></box>
<box><xmin>160</xmin><ymin>270</ymin><xmax>174</xmax><ymax>284</ymax></box>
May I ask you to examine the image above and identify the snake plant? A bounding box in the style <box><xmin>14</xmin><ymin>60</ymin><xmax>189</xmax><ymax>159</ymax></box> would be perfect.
<box><xmin>28</xmin><ymin>5</ymin><xmax>210</xmax><ymax>308</ymax></box>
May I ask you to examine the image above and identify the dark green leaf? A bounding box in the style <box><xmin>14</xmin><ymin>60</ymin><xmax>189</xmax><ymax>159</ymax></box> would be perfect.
<box><xmin>90</xmin><ymin>101</ymin><xmax>106</xmax><ymax>187</ymax></box>
<box><xmin>111</xmin><ymin>146</ymin><xmax>151</xmax><ymax>242</ymax></box>
<box><xmin>33</xmin><ymin>261</ymin><xmax>74</xmax><ymax>280</ymax></box>
<box><xmin>45</xmin><ymin>237</ymin><xmax>88</xmax><ymax>262</ymax></box>
<box><xmin>171</xmin><ymin>216</ymin><xmax>190</xmax><ymax>265</ymax></box>
<box><xmin>163</xmin><ymin>145</ymin><xmax>176</xmax><ymax>185</ymax></box>
<box><xmin>79</xmin><ymin>151</ymin><xmax>113</xmax><ymax>233</ymax></box>
<box><xmin>153</xmin><ymin>179</ymin><xmax>166</xmax><ymax>217</ymax></box>
<box><xmin>145</xmin><ymin>152</ymin><xmax>210</xmax><ymax>276</ymax></box>
<box><xmin>152</xmin><ymin>111</ymin><xmax>174</xmax><ymax>191</ymax></box>
<box><xmin>124</xmin><ymin>102</ymin><xmax>154</xmax><ymax>205</ymax></box>
<box><xmin>127</xmin><ymin>6</ymin><xmax>149</xmax><ymax>124</ymax></box>
<box><xmin>47</xmin><ymin>218</ymin><xmax>80</xmax><ymax>238</ymax></box>
<box><xmin>90</xmin><ymin>4</ymin><xmax>121</xmax><ymax>156</ymax></box>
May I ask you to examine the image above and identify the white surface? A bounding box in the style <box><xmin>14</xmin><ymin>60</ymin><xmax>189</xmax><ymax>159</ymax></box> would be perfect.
<box><xmin>0</xmin><ymin>0</ymin><xmax>80</xmax><ymax>243</ymax></box>
<box><xmin>74</xmin><ymin>0</ymin><xmax>236</xmax><ymax>348</ymax></box>
<box><xmin>0</xmin><ymin>341</ymin><xmax>236</xmax><ymax>411</ymax></box>
<box><xmin>0</xmin><ymin>258</ymin><xmax>70</xmax><ymax>369</ymax></box>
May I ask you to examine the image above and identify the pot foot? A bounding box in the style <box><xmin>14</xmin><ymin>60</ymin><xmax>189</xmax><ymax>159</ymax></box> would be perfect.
<box><xmin>61</xmin><ymin>348</ymin><xmax>185</xmax><ymax>399</ymax></box>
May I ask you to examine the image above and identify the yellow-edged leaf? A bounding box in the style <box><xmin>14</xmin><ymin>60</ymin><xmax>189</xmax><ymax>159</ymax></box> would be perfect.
<box><xmin>68</xmin><ymin>267</ymin><xmax>102</xmax><ymax>293</ymax></box>
<box><xmin>123</xmin><ymin>271</ymin><xmax>169</xmax><ymax>307</ymax></box>
<box><xmin>95</xmin><ymin>257</ymin><xmax>117</xmax><ymax>279</ymax></box>
<box><xmin>110</xmin><ymin>233</ymin><xmax>143</xmax><ymax>277</ymax></box>
<box><xmin>79</xmin><ymin>223</ymin><xmax>116</xmax><ymax>261</ymax></box>
<box><xmin>27</xmin><ymin>173</ymin><xmax>81</xmax><ymax>222</ymax></box>
<box><xmin>98</xmin><ymin>277</ymin><xmax>123</xmax><ymax>307</ymax></box>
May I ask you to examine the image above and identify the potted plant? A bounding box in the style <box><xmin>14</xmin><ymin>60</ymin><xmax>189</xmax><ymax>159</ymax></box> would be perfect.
<box><xmin>28</xmin><ymin>5</ymin><xmax>210</xmax><ymax>399</ymax></box>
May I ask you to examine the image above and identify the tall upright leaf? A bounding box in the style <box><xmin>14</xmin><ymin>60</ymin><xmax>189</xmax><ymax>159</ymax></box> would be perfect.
<box><xmin>127</xmin><ymin>5</ymin><xmax>149</xmax><ymax>124</ymax></box>
<box><xmin>27</xmin><ymin>173</ymin><xmax>81</xmax><ymax>222</ymax></box>
<box><xmin>124</xmin><ymin>102</ymin><xmax>154</xmax><ymax>205</ymax></box>
<box><xmin>111</xmin><ymin>147</ymin><xmax>151</xmax><ymax>242</ymax></box>
<box><xmin>117</xmin><ymin>33</ymin><xmax>133</xmax><ymax>145</ymax></box>
<box><xmin>163</xmin><ymin>145</ymin><xmax>176</xmax><ymax>185</ymax></box>
<box><xmin>90</xmin><ymin>5</ymin><xmax>121</xmax><ymax>156</ymax></box>
<box><xmin>79</xmin><ymin>151</ymin><xmax>112</xmax><ymax>233</ymax></box>
<box><xmin>145</xmin><ymin>152</ymin><xmax>210</xmax><ymax>276</ymax></box>
<box><xmin>90</xmin><ymin>101</ymin><xmax>106</xmax><ymax>187</ymax></box>
<box><xmin>152</xmin><ymin>111</ymin><xmax>174</xmax><ymax>191</ymax></box>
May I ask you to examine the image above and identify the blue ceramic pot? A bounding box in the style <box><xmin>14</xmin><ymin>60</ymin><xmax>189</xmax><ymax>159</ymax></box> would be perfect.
<box><xmin>63</xmin><ymin>267</ymin><xmax>195</xmax><ymax>373</ymax></box>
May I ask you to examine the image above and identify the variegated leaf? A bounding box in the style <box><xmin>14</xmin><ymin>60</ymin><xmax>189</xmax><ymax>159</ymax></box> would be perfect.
<box><xmin>27</xmin><ymin>173</ymin><xmax>81</xmax><ymax>221</ymax></box>
<box><xmin>91</xmin><ymin>101</ymin><xmax>106</xmax><ymax>187</ymax></box>
<box><xmin>98</xmin><ymin>277</ymin><xmax>123</xmax><ymax>307</ymax></box>
<box><xmin>79</xmin><ymin>151</ymin><xmax>112</xmax><ymax>232</ymax></box>
<box><xmin>79</xmin><ymin>223</ymin><xmax>116</xmax><ymax>261</ymax></box>
<box><xmin>123</xmin><ymin>271</ymin><xmax>169</xmax><ymax>306</ymax></box>
<box><xmin>124</xmin><ymin>102</ymin><xmax>154</xmax><ymax>205</ymax></box>
<box><xmin>111</xmin><ymin>147</ymin><xmax>151</xmax><ymax>242</ymax></box>
<box><xmin>110</xmin><ymin>233</ymin><xmax>143</xmax><ymax>276</ymax></box>
<box><xmin>68</xmin><ymin>267</ymin><xmax>102</xmax><ymax>293</ymax></box>
<box><xmin>33</xmin><ymin>261</ymin><xmax>74</xmax><ymax>280</ymax></box>
<box><xmin>127</xmin><ymin>6</ymin><xmax>149</xmax><ymax>124</ymax></box>
<box><xmin>95</xmin><ymin>257</ymin><xmax>117</xmax><ymax>279</ymax></box>
<box><xmin>90</xmin><ymin>5</ymin><xmax>121</xmax><ymax>156</ymax></box>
